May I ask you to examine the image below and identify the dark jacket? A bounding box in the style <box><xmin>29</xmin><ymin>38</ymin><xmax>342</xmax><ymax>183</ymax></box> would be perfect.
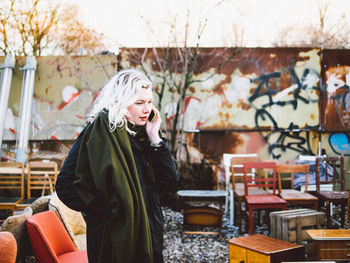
<box><xmin>55</xmin><ymin>123</ymin><xmax>179</xmax><ymax>263</ymax></box>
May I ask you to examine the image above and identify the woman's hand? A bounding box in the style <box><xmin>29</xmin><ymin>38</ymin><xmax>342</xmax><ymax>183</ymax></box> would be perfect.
<box><xmin>146</xmin><ymin>106</ymin><xmax>162</xmax><ymax>144</ymax></box>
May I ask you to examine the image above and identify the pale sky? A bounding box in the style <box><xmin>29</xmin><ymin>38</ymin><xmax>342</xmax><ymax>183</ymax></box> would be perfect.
<box><xmin>70</xmin><ymin>0</ymin><xmax>350</xmax><ymax>48</ymax></box>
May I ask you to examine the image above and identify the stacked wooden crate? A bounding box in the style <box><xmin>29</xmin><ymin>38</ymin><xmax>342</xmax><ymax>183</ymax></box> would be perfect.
<box><xmin>270</xmin><ymin>208</ymin><xmax>326</xmax><ymax>257</ymax></box>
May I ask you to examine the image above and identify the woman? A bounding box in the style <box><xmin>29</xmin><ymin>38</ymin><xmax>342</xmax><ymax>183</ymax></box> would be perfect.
<box><xmin>56</xmin><ymin>69</ymin><xmax>179</xmax><ymax>263</ymax></box>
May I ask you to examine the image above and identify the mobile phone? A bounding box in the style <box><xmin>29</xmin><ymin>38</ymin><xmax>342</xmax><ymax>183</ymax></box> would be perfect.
<box><xmin>148</xmin><ymin>110</ymin><xmax>156</xmax><ymax>122</ymax></box>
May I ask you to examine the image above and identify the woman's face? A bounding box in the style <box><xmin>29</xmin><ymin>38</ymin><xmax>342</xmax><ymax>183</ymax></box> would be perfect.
<box><xmin>126</xmin><ymin>88</ymin><xmax>153</xmax><ymax>126</ymax></box>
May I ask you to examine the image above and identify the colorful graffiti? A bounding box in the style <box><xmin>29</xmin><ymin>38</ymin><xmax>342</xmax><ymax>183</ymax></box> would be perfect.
<box><xmin>153</xmin><ymin>49</ymin><xmax>321</xmax><ymax>159</ymax></box>
<box><xmin>324</xmin><ymin>66</ymin><xmax>350</xmax><ymax>130</ymax></box>
<box><xmin>329</xmin><ymin>133</ymin><xmax>350</xmax><ymax>156</ymax></box>
<box><xmin>248</xmin><ymin>62</ymin><xmax>319</xmax><ymax>159</ymax></box>
<box><xmin>1</xmin><ymin>55</ymin><xmax>118</xmax><ymax>140</ymax></box>
<box><xmin>321</xmin><ymin>50</ymin><xmax>350</xmax><ymax>132</ymax></box>
<box><xmin>1</xmin><ymin>48</ymin><xmax>350</xmax><ymax>162</ymax></box>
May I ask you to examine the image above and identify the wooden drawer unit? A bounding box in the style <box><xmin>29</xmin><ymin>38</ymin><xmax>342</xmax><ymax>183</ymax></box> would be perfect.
<box><xmin>307</xmin><ymin>229</ymin><xmax>350</xmax><ymax>261</ymax></box>
<box><xmin>229</xmin><ymin>234</ymin><xmax>304</xmax><ymax>263</ymax></box>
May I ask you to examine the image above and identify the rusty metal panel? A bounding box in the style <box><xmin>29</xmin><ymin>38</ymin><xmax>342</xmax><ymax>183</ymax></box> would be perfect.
<box><xmin>189</xmin><ymin>130</ymin><xmax>319</xmax><ymax>162</ymax></box>
<box><xmin>321</xmin><ymin>49</ymin><xmax>350</xmax><ymax>131</ymax></box>
<box><xmin>121</xmin><ymin>48</ymin><xmax>321</xmax><ymax>131</ymax></box>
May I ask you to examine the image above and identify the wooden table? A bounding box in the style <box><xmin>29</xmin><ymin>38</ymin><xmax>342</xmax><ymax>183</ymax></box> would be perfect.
<box><xmin>307</xmin><ymin>229</ymin><xmax>350</xmax><ymax>261</ymax></box>
<box><xmin>229</xmin><ymin>234</ymin><xmax>305</xmax><ymax>263</ymax></box>
<box><xmin>177</xmin><ymin>190</ymin><xmax>226</xmax><ymax>235</ymax></box>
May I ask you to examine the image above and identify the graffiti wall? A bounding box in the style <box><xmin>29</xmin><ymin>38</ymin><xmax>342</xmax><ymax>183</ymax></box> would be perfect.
<box><xmin>0</xmin><ymin>55</ymin><xmax>118</xmax><ymax>141</ymax></box>
<box><xmin>122</xmin><ymin>47</ymin><xmax>322</xmax><ymax>161</ymax></box>
<box><xmin>189</xmin><ymin>48</ymin><xmax>320</xmax><ymax>132</ymax></box>
<box><xmin>321</xmin><ymin>50</ymin><xmax>350</xmax><ymax>160</ymax></box>
<box><xmin>0</xmin><ymin>48</ymin><xmax>349</xmax><ymax>166</ymax></box>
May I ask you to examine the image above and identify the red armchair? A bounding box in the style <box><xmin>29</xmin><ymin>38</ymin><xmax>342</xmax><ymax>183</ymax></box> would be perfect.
<box><xmin>26</xmin><ymin>210</ymin><xmax>88</xmax><ymax>263</ymax></box>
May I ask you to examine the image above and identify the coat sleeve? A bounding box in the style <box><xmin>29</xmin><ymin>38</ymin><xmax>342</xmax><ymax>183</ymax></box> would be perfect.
<box><xmin>56</xmin><ymin>123</ymin><xmax>112</xmax><ymax>218</ymax></box>
<box><xmin>55</xmin><ymin>126</ymin><xmax>88</xmax><ymax>212</ymax></box>
<box><xmin>149</xmin><ymin>138</ymin><xmax>179</xmax><ymax>192</ymax></box>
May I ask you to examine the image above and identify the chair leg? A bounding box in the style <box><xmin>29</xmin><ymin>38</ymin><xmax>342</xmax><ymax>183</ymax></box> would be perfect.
<box><xmin>326</xmin><ymin>201</ymin><xmax>331</xmax><ymax>228</ymax></box>
<box><xmin>248</xmin><ymin>208</ymin><xmax>254</xmax><ymax>235</ymax></box>
<box><xmin>244</xmin><ymin>209</ymin><xmax>248</xmax><ymax>234</ymax></box>
<box><xmin>238</xmin><ymin>199</ymin><xmax>243</xmax><ymax>233</ymax></box>
<box><xmin>224</xmin><ymin>191</ymin><xmax>228</xmax><ymax>216</ymax></box>
<box><xmin>230</xmin><ymin>191</ymin><xmax>234</xmax><ymax>226</ymax></box>
<box><xmin>234</xmin><ymin>199</ymin><xmax>238</xmax><ymax>225</ymax></box>
<box><xmin>341</xmin><ymin>203</ymin><xmax>346</xmax><ymax>228</ymax></box>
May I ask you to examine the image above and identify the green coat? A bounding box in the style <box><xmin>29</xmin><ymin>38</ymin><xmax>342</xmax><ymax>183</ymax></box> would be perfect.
<box><xmin>74</xmin><ymin>111</ymin><xmax>153</xmax><ymax>262</ymax></box>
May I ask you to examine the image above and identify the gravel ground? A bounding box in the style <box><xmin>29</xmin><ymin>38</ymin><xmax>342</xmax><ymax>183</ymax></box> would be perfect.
<box><xmin>162</xmin><ymin>204</ymin><xmax>346</xmax><ymax>263</ymax></box>
<box><xmin>162</xmin><ymin>207</ymin><xmax>270</xmax><ymax>263</ymax></box>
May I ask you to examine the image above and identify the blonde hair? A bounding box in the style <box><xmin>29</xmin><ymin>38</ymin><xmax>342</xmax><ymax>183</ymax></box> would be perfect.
<box><xmin>87</xmin><ymin>69</ymin><xmax>152</xmax><ymax>134</ymax></box>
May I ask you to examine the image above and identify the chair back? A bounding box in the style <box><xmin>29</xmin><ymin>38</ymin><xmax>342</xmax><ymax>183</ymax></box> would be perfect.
<box><xmin>0</xmin><ymin>162</ymin><xmax>25</xmax><ymax>199</ymax></box>
<box><xmin>315</xmin><ymin>155</ymin><xmax>345</xmax><ymax>191</ymax></box>
<box><xmin>276</xmin><ymin>164</ymin><xmax>310</xmax><ymax>193</ymax></box>
<box><xmin>230</xmin><ymin>155</ymin><xmax>260</xmax><ymax>190</ymax></box>
<box><xmin>243</xmin><ymin>162</ymin><xmax>277</xmax><ymax>196</ymax></box>
<box><xmin>223</xmin><ymin>154</ymin><xmax>258</xmax><ymax>179</ymax></box>
<box><xmin>26</xmin><ymin>210</ymin><xmax>77</xmax><ymax>263</ymax></box>
<box><xmin>27</xmin><ymin>161</ymin><xmax>58</xmax><ymax>198</ymax></box>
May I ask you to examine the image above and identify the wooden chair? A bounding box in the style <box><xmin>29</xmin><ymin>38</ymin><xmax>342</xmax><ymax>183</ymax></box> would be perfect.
<box><xmin>276</xmin><ymin>164</ymin><xmax>318</xmax><ymax>210</ymax></box>
<box><xmin>17</xmin><ymin>161</ymin><xmax>58</xmax><ymax>210</ymax></box>
<box><xmin>315</xmin><ymin>155</ymin><xmax>347</xmax><ymax>228</ymax></box>
<box><xmin>222</xmin><ymin>153</ymin><xmax>259</xmax><ymax>226</ymax></box>
<box><xmin>230</xmin><ymin>155</ymin><xmax>269</xmax><ymax>233</ymax></box>
<box><xmin>0</xmin><ymin>162</ymin><xmax>25</xmax><ymax>215</ymax></box>
<box><xmin>243</xmin><ymin>162</ymin><xmax>287</xmax><ymax>235</ymax></box>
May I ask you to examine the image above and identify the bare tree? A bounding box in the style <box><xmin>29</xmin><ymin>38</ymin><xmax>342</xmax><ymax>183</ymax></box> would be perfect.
<box><xmin>121</xmin><ymin>3</ymin><xmax>240</xmax><ymax>163</ymax></box>
<box><xmin>273</xmin><ymin>0</ymin><xmax>350</xmax><ymax>48</ymax></box>
<box><xmin>0</xmin><ymin>0</ymin><xmax>106</xmax><ymax>56</ymax></box>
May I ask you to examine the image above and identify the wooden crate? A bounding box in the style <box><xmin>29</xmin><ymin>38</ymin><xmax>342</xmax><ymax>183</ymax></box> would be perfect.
<box><xmin>270</xmin><ymin>209</ymin><xmax>326</xmax><ymax>243</ymax></box>
<box><xmin>281</xmin><ymin>211</ymin><xmax>325</xmax><ymax>244</ymax></box>
<box><xmin>270</xmin><ymin>209</ymin><xmax>311</xmax><ymax>238</ymax></box>
<box><xmin>270</xmin><ymin>209</ymin><xmax>326</xmax><ymax>258</ymax></box>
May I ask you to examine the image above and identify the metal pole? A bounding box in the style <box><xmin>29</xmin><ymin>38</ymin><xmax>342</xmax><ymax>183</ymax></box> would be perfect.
<box><xmin>16</xmin><ymin>56</ymin><xmax>37</xmax><ymax>164</ymax></box>
<box><xmin>0</xmin><ymin>53</ymin><xmax>15</xmax><ymax>149</ymax></box>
